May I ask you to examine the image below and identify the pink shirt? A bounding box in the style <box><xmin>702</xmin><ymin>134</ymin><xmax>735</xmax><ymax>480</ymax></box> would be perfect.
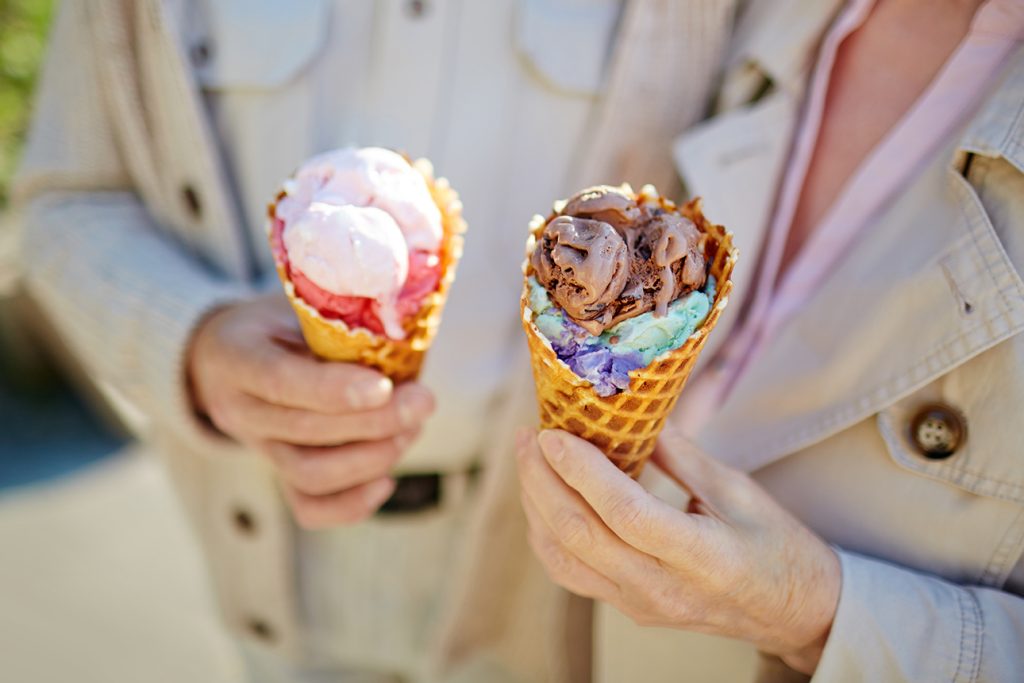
<box><xmin>678</xmin><ymin>0</ymin><xmax>1024</xmax><ymax>435</ymax></box>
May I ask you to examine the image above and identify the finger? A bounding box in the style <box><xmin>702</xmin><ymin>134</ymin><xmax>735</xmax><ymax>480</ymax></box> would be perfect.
<box><xmin>653</xmin><ymin>428</ymin><xmax>751</xmax><ymax>516</ymax></box>
<box><xmin>284</xmin><ymin>477</ymin><xmax>396</xmax><ymax>529</ymax></box>
<box><xmin>263</xmin><ymin>431</ymin><xmax>414</xmax><ymax>496</ymax></box>
<box><xmin>536</xmin><ymin>430</ymin><xmax>702</xmax><ymax>560</ymax></box>
<box><xmin>239</xmin><ymin>341</ymin><xmax>395</xmax><ymax>413</ymax></box>
<box><xmin>228</xmin><ymin>384</ymin><xmax>434</xmax><ymax>446</ymax></box>
<box><xmin>521</xmin><ymin>493</ymin><xmax>620</xmax><ymax>601</ymax></box>
<box><xmin>517</xmin><ymin>431</ymin><xmax>653</xmax><ymax>582</ymax></box>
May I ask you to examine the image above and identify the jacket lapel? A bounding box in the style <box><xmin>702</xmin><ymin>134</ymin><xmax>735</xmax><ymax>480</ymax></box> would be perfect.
<box><xmin>672</xmin><ymin>91</ymin><xmax>796</xmax><ymax>359</ymax></box>
<box><xmin>698</xmin><ymin>54</ymin><xmax>1024</xmax><ymax>472</ymax></box>
<box><xmin>670</xmin><ymin>0</ymin><xmax>845</xmax><ymax>358</ymax></box>
<box><xmin>722</xmin><ymin>0</ymin><xmax>844</xmax><ymax>99</ymax></box>
<box><xmin>570</xmin><ymin>0</ymin><xmax>738</xmax><ymax>194</ymax></box>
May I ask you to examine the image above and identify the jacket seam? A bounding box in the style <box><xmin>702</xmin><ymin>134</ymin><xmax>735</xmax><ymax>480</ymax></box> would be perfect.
<box><xmin>973</xmin><ymin>590</ymin><xmax>985</xmax><ymax>683</ymax></box>
<box><xmin>980</xmin><ymin>506</ymin><xmax>1024</xmax><ymax>586</ymax></box>
<box><xmin>955</xmin><ymin>175</ymin><xmax>1024</xmax><ymax>316</ymax></box>
<box><xmin>955</xmin><ymin>588</ymin><xmax>967</xmax><ymax>682</ymax></box>
<box><xmin>996</xmin><ymin>95</ymin><xmax>1024</xmax><ymax>174</ymax></box>
<box><xmin>957</xmin><ymin>588</ymin><xmax>984</xmax><ymax>683</ymax></box>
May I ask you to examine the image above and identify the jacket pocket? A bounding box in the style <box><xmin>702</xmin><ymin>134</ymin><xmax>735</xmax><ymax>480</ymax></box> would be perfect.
<box><xmin>193</xmin><ymin>0</ymin><xmax>330</xmax><ymax>90</ymax></box>
<box><xmin>515</xmin><ymin>0</ymin><xmax>622</xmax><ymax>95</ymax></box>
<box><xmin>876</xmin><ymin>350</ymin><xmax>1024</xmax><ymax>508</ymax></box>
<box><xmin>873</xmin><ymin>345</ymin><xmax>1024</xmax><ymax>589</ymax></box>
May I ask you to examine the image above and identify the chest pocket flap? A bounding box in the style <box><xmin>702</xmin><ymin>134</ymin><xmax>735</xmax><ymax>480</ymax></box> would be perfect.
<box><xmin>516</xmin><ymin>0</ymin><xmax>622</xmax><ymax>95</ymax></box>
<box><xmin>194</xmin><ymin>0</ymin><xmax>330</xmax><ymax>89</ymax></box>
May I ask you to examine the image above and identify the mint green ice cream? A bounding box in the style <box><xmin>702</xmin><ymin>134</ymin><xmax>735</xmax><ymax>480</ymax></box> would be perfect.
<box><xmin>527</xmin><ymin>275</ymin><xmax>714</xmax><ymax>395</ymax></box>
<box><xmin>599</xmin><ymin>281</ymin><xmax>714</xmax><ymax>365</ymax></box>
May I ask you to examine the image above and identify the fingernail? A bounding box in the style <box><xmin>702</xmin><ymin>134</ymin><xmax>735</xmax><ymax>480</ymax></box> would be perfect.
<box><xmin>398</xmin><ymin>386</ymin><xmax>434</xmax><ymax>428</ymax></box>
<box><xmin>537</xmin><ymin>430</ymin><xmax>565</xmax><ymax>463</ymax></box>
<box><xmin>367</xmin><ymin>478</ymin><xmax>396</xmax><ymax>507</ymax></box>
<box><xmin>348</xmin><ymin>377</ymin><xmax>392</xmax><ymax>409</ymax></box>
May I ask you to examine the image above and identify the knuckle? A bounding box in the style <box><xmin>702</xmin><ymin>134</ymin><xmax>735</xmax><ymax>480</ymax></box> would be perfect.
<box><xmin>651</xmin><ymin>585</ymin><xmax>686</xmax><ymax>622</ymax></box>
<box><xmin>264</xmin><ymin>359</ymin><xmax>293</xmax><ymax>404</ymax></box>
<box><xmin>291</xmin><ymin>411</ymin><xmax>326</xmax><ymax>443</ymax></box>
<box><xmin>529</xmin><ymin>531</ymin><xmax>568</xmax><ymax>575</ymax></box>
<box><xmin>334</xmin><ymin>496</ymin><xmax>375</xmax><ymax>525</ymax></box>
<box><xmin>207</xmin><ymin>397</ymin><xmax>239</xmax><ymax>434</ymax></box>
<box><xmin>366</xmin><ymin>408</ymin><xmax>402</xmax><ymax>439</ymax></box>
<box><xmin>552</xmin><ymin>509</ymin><xmax>591</xmax><ymax>547</ymax></box>
<box><xmin>605</xmin><ymin>494</ymin><xmax>650</xmax><ymax>534</ymax></box>
<box><xmin>289</xmin><ymin>497</ymin><xmax>323</xmax><ymax>530</ymax></box>
<box><xmin>339</xmin><ymin>444</ymin><xmax>391</xmax><ymax>483</ymax></box>
<box><xmin>633</xmin><ymin>613</ymin><xmax>660</xmax><ymax>629</ymax></box>
<box><xmin>284</xmin><ymin>451</ymin><xmax>326</xmax><ymax>493</ymax></box>
<box><xmin>625</xmin><ymin>589</ymin><xmax>671</xmax><ymax>628</ymax></box>
<box><xmin>622</xmin><ymin>604</ymin><xmax>654</xmax><ymax>628</ymax></box>
<box><xmin>544</xmin><ymin>545</ymin><xmax>577</xmax><ymax>582</ymax></box>
<box><xmin>289</xmin><ymin>492</ymin><xmax>372</xmax><ymax>529</ymax></box>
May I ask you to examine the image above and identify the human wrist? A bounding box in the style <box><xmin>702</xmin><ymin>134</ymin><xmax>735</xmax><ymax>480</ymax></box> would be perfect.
<box><xmin>778</xmin><ymin>544</ymin><xmax>842</xmax><ymax>675</ymax></box>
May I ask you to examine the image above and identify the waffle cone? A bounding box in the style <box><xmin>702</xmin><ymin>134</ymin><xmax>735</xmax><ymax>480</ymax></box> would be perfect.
<box><xmin>522</xmin><ymin>191</ymin><xmax>737</xmax><ymax>477</ymax></box>
<box><xmin>269</xmin><ymin>158</ymin><xmax>466</xmax><ymax>383</ymax></box>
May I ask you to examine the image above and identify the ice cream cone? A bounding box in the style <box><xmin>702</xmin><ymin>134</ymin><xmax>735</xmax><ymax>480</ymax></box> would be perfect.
<box><xmin>521</xmin><ymin>191</ymin><xmax>736</xmax><ymax>477</ymax></box>
<box><xmin>270</xmin><ymin>158</ymin><xmax>466</xmax><ymax>383</ymax></box>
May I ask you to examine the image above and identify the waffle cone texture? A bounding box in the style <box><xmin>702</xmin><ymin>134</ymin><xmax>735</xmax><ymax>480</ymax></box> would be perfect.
<box><xmin>269</xmin><ymin>159</ymin><xmax>466</xmax><ymax>383</ymax></box>
<box><xmin>521</xmin><ymin>191</ymin><xmax>737</xmax><ymax>477</ymax></box>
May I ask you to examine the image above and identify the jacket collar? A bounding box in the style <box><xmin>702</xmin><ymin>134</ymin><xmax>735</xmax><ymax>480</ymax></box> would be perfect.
<box><xmin>725</xmin><ymin>0</ymin><xmax>846</xmax><ymax>95</ymax></box>
<box><xmin>958</xmin><ymin>45</ymin><xmax>1024</xmax><ymax>174</ymax></box>
<box><xmin>697</xmin><ymin>48</ymin><xmax>1024</xmax><ymax>472</ymax></box>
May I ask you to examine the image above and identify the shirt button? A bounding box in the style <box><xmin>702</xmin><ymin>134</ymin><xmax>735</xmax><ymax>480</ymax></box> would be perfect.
<box><xmin>181</xmin><ymin>184</ymin><xmax>202</xmax><ymax>219</ymax></box>
<box><xmin>909</xmin><ymin>403</ymin><xmax>966</xmax><ymax>460</ymax></box>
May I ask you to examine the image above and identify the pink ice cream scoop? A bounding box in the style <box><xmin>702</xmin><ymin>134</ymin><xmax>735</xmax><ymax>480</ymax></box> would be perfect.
<box><xmin>270</xmin><ymin>147</ymin><xmax>444</xmax><ymax>340</ymax></box>
<box><xmin>276</xmin><ymin>147</ymin><xmax>443</xmax><ymax>252</ymax></box>
<box><xmin>283</xmin><ymin>203</ymin><xmax>409</xmax><ymax>338</ymax></box>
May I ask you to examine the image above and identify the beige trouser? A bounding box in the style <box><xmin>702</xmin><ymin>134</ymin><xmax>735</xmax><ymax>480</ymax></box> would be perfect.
<box><xmin>242</xmin><ymin>474</ymin><xmax>473</xmax><ymax>683</ymax></box>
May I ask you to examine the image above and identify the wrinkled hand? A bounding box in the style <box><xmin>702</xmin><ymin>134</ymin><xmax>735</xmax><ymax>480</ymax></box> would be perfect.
<box><xmin>188</xmin><ymin>295</ymin><xmax>435</xmax><ymax>528</ymax></box>
<box><xmin>516</xmin><ymin>427</ymin><xmax>840</xmax><ymax>674</ymax></box>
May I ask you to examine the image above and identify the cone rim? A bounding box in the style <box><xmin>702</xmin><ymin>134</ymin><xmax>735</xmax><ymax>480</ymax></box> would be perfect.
<box><xmin>521</xmin><ymin>188</ymin><xmax>738</xmax><ymax>392</ymax></box>
<box><xmin>267</xmin><ymin>154</ymin><xmax>466</xmax><ymax>346</ymax></box>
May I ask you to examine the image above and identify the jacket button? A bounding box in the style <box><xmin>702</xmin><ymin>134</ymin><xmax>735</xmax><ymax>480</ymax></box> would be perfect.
<box><xmin>909</xmin><ymin>403</ymin><xmax>966</xmax><ymax>460</ymax></box>
<box><xmin>181</xmin><ymin>184</ymin><xmax>202</xmax><ymax>219</ymax></box>
<box><xmin>190</xmin><ymin>40</ymin><xmax>212</xmax><ymax>67</ymax></box>
<box><xmin>232</xmin><ymin>506</ymin><xmax>257</xmax><ymax>535</ymax></box>
<box><xmin>246</xmin><ymin>618</ymin><xmax>276</xmax><ymax>643</ymax></box>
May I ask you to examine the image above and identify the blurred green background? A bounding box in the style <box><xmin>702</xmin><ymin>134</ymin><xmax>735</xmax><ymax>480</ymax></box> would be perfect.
<box><xmin>0</xmin><ymin>0</ymin><xmax>54</xmax><ymax>208</ymax></box>
<box><xmin>0</xmin><ymin>0</ymin><xmax>124</xmax><ymax>487</ymax></box>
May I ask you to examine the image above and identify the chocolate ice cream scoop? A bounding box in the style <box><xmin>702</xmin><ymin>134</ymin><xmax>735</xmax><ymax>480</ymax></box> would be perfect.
<box><xmin>642</xmin><ymin>213</ymin><xmax>708</xmax><ymax>316</ymax></box>
<box><xmin>531</xmin><ymin>216</ymin><xmax>630</xmax><ymax>328</ymax></box>
<box><xmin>531</xmin><ymin>185</ymin><xmax>708</xmax><ymax>335</ymax></box>
<box><xmin>562</xmin><ymin>185</ymin><xmax>643</xmax><ymax>232</ymax></box>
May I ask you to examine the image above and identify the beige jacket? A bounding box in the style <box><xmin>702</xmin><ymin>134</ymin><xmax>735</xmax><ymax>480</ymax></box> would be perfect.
<box><xmin>594</xmin><ymin>3</ymin><xmax>1024</xmax><ymax>683</ymax></box>
<box><xmin>11</xmin><ymin>1</ymin><xmax>735</xmax><ymax>681</ymax></box>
